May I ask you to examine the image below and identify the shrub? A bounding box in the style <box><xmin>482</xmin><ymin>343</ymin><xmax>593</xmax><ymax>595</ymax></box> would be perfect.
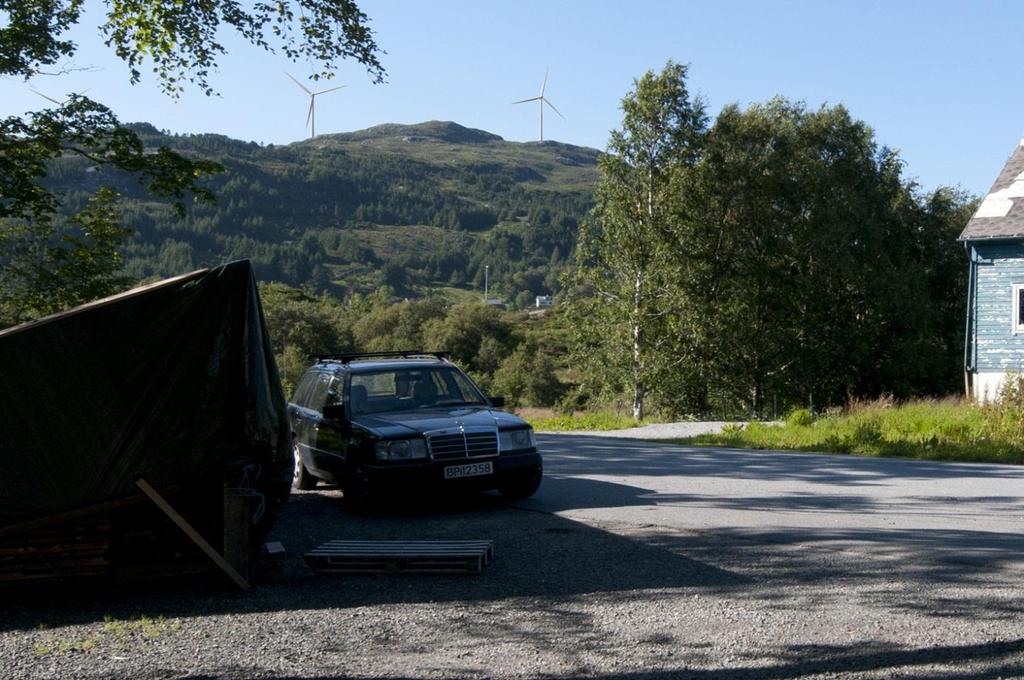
<box><xmin>492</xmin><ymin>343</ymin><xmax>567</xmax><ymax>408</ymax></box>
<box><xmin>997</xmin><ymin>372</ymin><xmax>1024</xmax><ymax>409</ymax></box>
<box><xmin>526</xmin><ymin>412</ymin><xmax>645</xmax><ymax>432</ymax></box>
<box><xmin>785</xmin><ymin>408</ymin><xmax>814</xmax><ymax>427</ymax></box>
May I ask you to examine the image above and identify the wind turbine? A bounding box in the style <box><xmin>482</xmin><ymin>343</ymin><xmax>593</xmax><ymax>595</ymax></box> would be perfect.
<box><xmin>285</xmin><ymin>72</ymin><xmax>346</xmax><ymax>139</ymax></box>
<box><xmin>512</xmin><ymin>68</ymin><xmax>564</xmax><ymax>142</ymax></box>
<box><xmin>31</xmin><ymin>88</ymin><xmax>90</xmax><ymax>106</ymax></box>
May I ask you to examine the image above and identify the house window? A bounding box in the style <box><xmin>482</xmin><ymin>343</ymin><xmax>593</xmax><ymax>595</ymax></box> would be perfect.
<box><xmin>1014</xmin><ymin>284</ymin><xmax>1024</xmax><ymax>334</ymax></box>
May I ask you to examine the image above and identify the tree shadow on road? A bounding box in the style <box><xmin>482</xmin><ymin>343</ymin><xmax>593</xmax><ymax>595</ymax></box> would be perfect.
<box><xmin>0</xmin><ymin>485</ymin><xmax>747</xmax><ymax>633</ymax></box>
<box><xmin>177</xmin><ymin>636</ymin><xmax>1024</xmax><ymax>679</ymax></box>
<box><xmin>535</xmin><ymin>434</ymin><xmax>1024</xmax><ymax>594</ymax></box>
<box><xmin>2</xmin><ymin>469</ymin><xmax>1022</xmax><ymax>644</ymax></box>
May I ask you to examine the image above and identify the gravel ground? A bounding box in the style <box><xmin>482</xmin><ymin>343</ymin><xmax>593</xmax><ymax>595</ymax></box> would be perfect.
<box><xmin>537</xmin><ymin>421</ymin><xmax>738</xmax><ymax>440</ymax></box>
<box><xmin>2</xmin><ymin>438</ymin><xmax>1023</xmax><ymax>679</ymax></box>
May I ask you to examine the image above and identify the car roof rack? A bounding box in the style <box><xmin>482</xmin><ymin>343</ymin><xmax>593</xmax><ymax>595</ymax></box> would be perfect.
<box><xmin>313</xmin><ymin>350</ymin><xmax>452</xmax><ymax>364</ymax></box>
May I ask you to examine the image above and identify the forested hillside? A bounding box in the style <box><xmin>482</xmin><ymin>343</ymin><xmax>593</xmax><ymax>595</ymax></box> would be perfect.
<box><xmin>19</xmin><ymin>98</ymin><xmax>977</xmax><ymax>417</ymax></box>
<box><xmin>44</xmin><ymin>121</ymin><xmax>599</xmax><ymax>307</ymax></box>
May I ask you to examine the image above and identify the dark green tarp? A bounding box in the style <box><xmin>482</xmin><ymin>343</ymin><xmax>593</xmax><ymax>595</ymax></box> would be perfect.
<box><xmin>0</xmin><ymin>260</ymin><xmax>291</xmax><ymax>530</ymax></box>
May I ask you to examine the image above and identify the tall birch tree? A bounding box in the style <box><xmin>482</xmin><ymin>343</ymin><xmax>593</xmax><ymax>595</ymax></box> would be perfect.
<box><xmin>571</xmin><ymin>61</ymin><xmax>707</xmax><ymax>420</ymax></box>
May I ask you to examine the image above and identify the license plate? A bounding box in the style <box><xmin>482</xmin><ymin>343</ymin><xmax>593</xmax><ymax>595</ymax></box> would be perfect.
<box><xmin>444</xmin><ymin>461</ymin><xmax>494</xmax><ymax>480</ymax></box>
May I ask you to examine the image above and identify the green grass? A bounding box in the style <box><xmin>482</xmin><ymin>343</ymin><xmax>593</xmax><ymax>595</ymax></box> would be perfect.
<box><xmin>341</xmin><ymin>133</ymin><xmax>600</xmax><ymax>192</ymax></box>
<box><xmin>416</xmin><ymin>284</ymin><xmax>482</xmax><ymax>305</ymax></box>
<box><xmin>681</xmin><ymin>399</ymin><xmax>1024</xmax><ymax>465</ymax></box>
<box><xmin>30</xmin><ymin>615</ymin><xmax>181</xmax><ymax>658</ymax></box>
<box><xmin>527</xmin><ymin>412</ymin><xmax>649</xmax><ymax>432</ymax></box>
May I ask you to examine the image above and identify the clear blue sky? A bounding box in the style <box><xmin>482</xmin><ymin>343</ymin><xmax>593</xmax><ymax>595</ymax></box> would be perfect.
<box><xmin>1</xmin><ymin>0</ymin><xmax>1021</xmax><ymax>196</ymax></box>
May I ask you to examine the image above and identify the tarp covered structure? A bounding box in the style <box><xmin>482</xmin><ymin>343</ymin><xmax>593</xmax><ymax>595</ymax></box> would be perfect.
<box><xmin>0</xmin><ymin>260</ymin><xmax>291</xmax><ymax>530</ymax></box>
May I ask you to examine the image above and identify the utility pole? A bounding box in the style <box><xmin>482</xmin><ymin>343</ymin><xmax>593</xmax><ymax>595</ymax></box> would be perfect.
<box><xmin>483</xmin><ymin>265</ymin><xmax>489</xmax><ymax>302</ymax></box>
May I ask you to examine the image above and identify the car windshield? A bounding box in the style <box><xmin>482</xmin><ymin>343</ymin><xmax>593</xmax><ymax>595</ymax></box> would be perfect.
<box><xmin>348</xmin><ymin>366</ymin><xmax>488</xmax><ymax>415</ymax></box>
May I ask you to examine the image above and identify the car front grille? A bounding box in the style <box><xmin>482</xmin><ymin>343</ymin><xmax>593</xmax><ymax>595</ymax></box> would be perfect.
<box><xmin>428</xmin><ymin>428</ymin><xmax>498</xmax><ymax>460</ymax></box>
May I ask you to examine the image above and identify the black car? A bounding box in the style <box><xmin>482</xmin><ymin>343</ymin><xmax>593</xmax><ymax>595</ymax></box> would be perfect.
<box><xmin>287</xmin><ymin>351</ymin><xmax>542</xmax><ymax>508</ymax></box>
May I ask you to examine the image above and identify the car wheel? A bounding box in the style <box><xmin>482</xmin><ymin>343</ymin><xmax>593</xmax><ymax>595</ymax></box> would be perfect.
<box><xmin>498</xmin><ymin>467</ymin><xmax>542</xmax><ymax>500</ymax></box>
<box><xmin>342</xmin><ymin>465</ymin><xmax>373</xmax><ymax>512</ymax></box>
<box><xmin>292</xmin><ymin>445</ymin><xmax>318</xmax><ymax>490</ymax></box>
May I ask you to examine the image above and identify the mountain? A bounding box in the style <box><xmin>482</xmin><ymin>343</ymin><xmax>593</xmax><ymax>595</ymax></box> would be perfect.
<box><xmin>46</xmin><ymin>121</ymin><xmax>602</xmax><ymax>306</ymax></box>
<box><xmin>327</xmin><ymin>121</ymin><xmax>503</xmax><ymax>145</ymax></box>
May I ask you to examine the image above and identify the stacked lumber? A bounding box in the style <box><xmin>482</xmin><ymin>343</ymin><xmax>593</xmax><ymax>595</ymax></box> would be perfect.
<box><xmin>0</xmin><ymin>515</ymin><xmax>111</xmax><ymax>584</ymax></box>
<box><xmin>0</xmin><ymin>486</ymin><xmax>217</xmax><ymax>588</ymax></box>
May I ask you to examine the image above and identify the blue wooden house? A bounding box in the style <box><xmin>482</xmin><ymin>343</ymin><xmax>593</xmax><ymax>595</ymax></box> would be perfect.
<box><xmin>961</xmin><ymin>140</ymin><xmax>1024</xmax><ymax>401</ymax></box>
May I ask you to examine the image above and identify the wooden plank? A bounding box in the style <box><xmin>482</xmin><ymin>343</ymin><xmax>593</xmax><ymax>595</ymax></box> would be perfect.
<box><xmin>304</xmin><ymin>539</ymin><xmax>493</xmax><ymax>575</ymax></box>
<box><xmin>0</xmin><ymin>568</ymin><xmax>107</xmax><ymax>583</ymax></box>
<box><xmin>3</xmin><ymin>530</ymin><xmax>110</xmax><ymax>544</ymax></box>
<box><xmin>307</xmin><ymin>540</ymin><xmax>493</xmax><ymax>563</ymax></box>
<box><xmin>135</xmin><ymin>479</ymin><xmax>249</xmax><ymax>590</ymax></box>
<box><xmin>309</xmin><ymin>544</ymin><xmax>491</xmax><ymax>550</ymax></box>
<box><xmin>0</xmin><ymin>494</ymin><xmax>145</xmax><ymax>539</ymax></box>
<box><xmin>308</xmin><ymin>549</ymin><xmax>491</xmax><ymax>558</ymax></box>
<box><xmin>316</xmin><ymin>540</ymin><xmax>492</xmax><ymax>546</ymax></box>
<box><xmin>0</xmin><ymin>544</ymin><xmax>108</xmax><ymax>557</ymax></box>
<box><xmin>0</xmin><ymin>556</ymin><xmax>109</xmax><ymax>571</ymax></box>
<box><xmin>315</xmin><ymin>541</ymin><xmax>493</xmax><ymax>550</ymax></box>
<box><xmin>306</xmin><ymin>554</ymin><xmax>485</xmax><ymax>575</ymax></box>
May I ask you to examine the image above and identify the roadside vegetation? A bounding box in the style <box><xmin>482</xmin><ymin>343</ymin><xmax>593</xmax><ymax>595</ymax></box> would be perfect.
<box><xmin>260</xmin><ymin>283</ymin><xmax>574</xmax><ymax>406</ymax></box>
<box><xmin>524</xmin><ymin>411</ymin><xmax>651</xmax><ymax>432</ymax></box>
<box><xmin>566</xmin><ymin>63</ymin><xmax>976</xmax><ymax>423</ymax></box>
<box><xmin>682</xmin><ymin>393</ymin><xmax>1024</xmax><ymax>465</ymax></box>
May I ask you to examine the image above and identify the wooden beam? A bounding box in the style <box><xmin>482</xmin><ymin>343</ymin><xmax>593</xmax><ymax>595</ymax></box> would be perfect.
<box><xmin>222</xmin><ymin>491</ymin><xmax>251</xmax><ymax>583</ymax></box>
<box><xmin>135</xmin><ymin>479</ymin><xmax>250</xmax><ymax>590</ymax></box>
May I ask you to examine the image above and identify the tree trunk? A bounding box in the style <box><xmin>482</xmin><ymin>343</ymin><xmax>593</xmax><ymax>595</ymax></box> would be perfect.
<box><xmin>752</xmin><ymin>376</ymin><xmax>762</xmax><ymax>419</ymax></box>
<box><xmin>631</xmin><ymin>163</ymin><xmax>656</xmax><ymax>423</ymax></box>
<box><xmin>752</xmin><ymin>356</ymin><xmax>763</xmax><ymax>418</ymax></box>
<box><xmin>632</xmin><ymin>381</ymin><xmax>644</xmax><ymax>421</ymax></box>
<box><xmin>632</xmin><ymin>269</ymin><xmax>644</xmax><ymax>421</ymax></box>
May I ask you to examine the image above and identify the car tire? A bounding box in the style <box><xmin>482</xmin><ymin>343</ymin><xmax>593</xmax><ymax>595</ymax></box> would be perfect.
<box><xmin>498</xmin><ymin>467</ymin><xmax>542</xmax><ymax>500</ymax></box>
<box><xmin>292</xmin><ymin>445</ymin><xmax>318</xmax><ymax>490</ymax></box>
<box><xmin>342</xmin><ymin>465</ymin><xmax>373</xmax><ymax>512</ymax></box>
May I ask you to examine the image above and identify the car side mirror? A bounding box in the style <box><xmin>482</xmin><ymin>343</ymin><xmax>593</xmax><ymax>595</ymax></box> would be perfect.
<box><xmin>322</xmin><ymin>403</ymin><xmax>346</xmax><ymax>422</ymax></box>
<box><xmin>488</xmin><ymin>396</ymin><xmax>506</xmax><ymax>408</ymax></box>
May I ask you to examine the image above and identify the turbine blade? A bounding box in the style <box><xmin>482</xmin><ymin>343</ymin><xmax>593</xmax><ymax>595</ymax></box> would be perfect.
<box><xmin>314</xmin><ymin>84</ymin><xmax>347</xmax><ymax>95</ymax></box>
<box><xmin>306</xmin><ymin>100</ymin><xmax>314</xmax><ymax>129</ymax></box>
<box><xmin>31</xmin><ymin>89</ymin><xmax>63</xmax><ymax>105</ymax></box>
<box><xmin>512</xmin><ymin>96</ymin><xmax>541</xmax><ymax>105</ymax></box>
<box><xmin>543</xmin><ymin>98</ymin><xmax>565</xmax><ymax>119</ymax></box>
<box><xmin>285</xmin><ymin>71</ymin><xmax>312</xmax><ymax>94</ymax></box>
<box><xmin>541</xmin><ymin>68</ymin><xmax>549</xmax><ymax>96</ymax></box>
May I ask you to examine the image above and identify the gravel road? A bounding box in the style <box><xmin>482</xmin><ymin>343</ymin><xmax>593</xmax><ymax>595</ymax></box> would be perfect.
<box><xmin>2</xmin><ymin>435</ymin><xmax>1024</xmax><ymax>679</ymax></box>
<box><xmin>536</xmin><ymin>421</ymin><xmax>737</xmax><ymax>439</ymax></box>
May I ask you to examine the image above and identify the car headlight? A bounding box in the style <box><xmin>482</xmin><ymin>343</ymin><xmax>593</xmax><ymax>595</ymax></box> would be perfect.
<box><xmin>374</xmin><ymin>439</ymin><xmax>429</xmax><ymax>461</ymax></box>
<box><xmin>499</xmin><ymin>428</ymin><xmax>535</xmax><ymax>452</ymax></box>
